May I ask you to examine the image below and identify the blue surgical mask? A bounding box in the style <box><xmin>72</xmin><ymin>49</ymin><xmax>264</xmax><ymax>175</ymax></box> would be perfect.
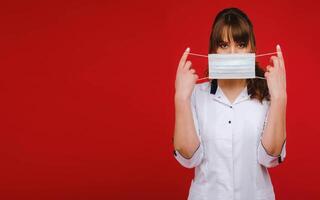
<box><xmin>208</xmin><ymin>53</ymin><xmax>256</xmax><ymax>79</ymax></box>
<box><xmin>188</xmin><ymin>51</ymin><xmax>278</xmax><ymax>80</ymax></box>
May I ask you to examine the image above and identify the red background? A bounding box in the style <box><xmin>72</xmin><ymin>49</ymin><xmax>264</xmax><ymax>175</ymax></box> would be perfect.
<box><xmin>1</xmin><ymin>0</ymin><xmax>319</xmax><ymax>199</ymax></box>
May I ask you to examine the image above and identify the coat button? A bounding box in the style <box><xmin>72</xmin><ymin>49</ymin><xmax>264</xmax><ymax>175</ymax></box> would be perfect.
<box><xmin>228</xmin><ymin>120</ymin><xmax>231</xmax><ymax>124</ymax></box>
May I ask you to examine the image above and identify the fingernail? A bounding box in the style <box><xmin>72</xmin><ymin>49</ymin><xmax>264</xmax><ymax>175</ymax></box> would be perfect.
<box><xmin>186</xmin><ymin>47</ymin><xmax>190</xmax><ymax>52</ymax></box>
<box><xmin>277</xmin><ymin>44</ymin><xmax>281</xmax><ymax>49</ymax></box>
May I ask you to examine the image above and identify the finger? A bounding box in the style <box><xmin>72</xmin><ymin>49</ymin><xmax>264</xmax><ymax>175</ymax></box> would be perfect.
<box><xmin>266</xmin><ymin>65</ymin><xmax>273</xmax><ymax>72</ymax></box>
<box><xmin>270</xmin><ymin>56</ymin><xmax>280</xmax><ymax>69</ymax></box>
<box><xmin>178</xmin><ymin>47</ymin><xmax>190</xmax><ymax>70</ymax></box>
<box><xmin>277</xmin><ymin>44</ymin><xmax>286</xmax><ymax>71</ymax></box>
<box><xmin>184</xmin><ymin>61</ymin><xmax>192</xmax><ymax>70</ymax></box>
<box><xmin>264</xmin><ymin>71</ymin><xmax>269</xmax><ymax>78</ymax></box>
<box><xmin>276</xmin><ymin>44</ymin><xmax>283</xmax><ymax>59</ymax></box>
<box><xmin>194</xmin><ymin>74</ymin><xmax>199</xmax><ymax>80</ymax></box>
<box><xmin>190</xmin><ymin>68</ymin><xmax>196</xmax><ymax>74</ymax></box>
<box><xmin>276</xmin><ymin>44</ymin><xmax>284</xmax><ymax>62</ymax></box>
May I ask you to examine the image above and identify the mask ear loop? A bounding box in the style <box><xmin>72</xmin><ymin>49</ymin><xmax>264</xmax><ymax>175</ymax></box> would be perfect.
<box><xmin>188</xmin><ymin>52</ymin><xmax>278</xmax><ymax>80</ymax></box>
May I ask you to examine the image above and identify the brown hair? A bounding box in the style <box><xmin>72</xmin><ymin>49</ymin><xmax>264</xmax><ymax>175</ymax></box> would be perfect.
<box><xmin>208</xmin><ymin>8</ymin><xmax>270</xmax><ymax>102</ymax></box>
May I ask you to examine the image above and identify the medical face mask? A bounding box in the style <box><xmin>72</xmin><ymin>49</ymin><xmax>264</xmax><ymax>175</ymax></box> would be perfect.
<box><xmin>188</xmin><ymin>51</ymin><xmax>277</xmax><ymax>80</ymax></box>
<box><xmin>208</xmin><ymin>53</ymin><xmax>255</xmax><ymax>79</ymax></box>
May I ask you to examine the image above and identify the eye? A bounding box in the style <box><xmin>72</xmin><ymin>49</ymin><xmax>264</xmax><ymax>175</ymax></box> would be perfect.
<box><xmin>219</xmin><ymin>42</ymin><xmax>229</xmax><ymax>49</ymax></box>
<box><xmin>237</xmin><ymin>42</ymin><xmax>246</xmax><ymax>49</ymax></box>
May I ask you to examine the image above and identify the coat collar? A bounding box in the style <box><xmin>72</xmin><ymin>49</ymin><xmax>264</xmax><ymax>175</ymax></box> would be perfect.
<box><xmin>210</xmin><ymin>81</ymin><xmax>250</xmax><ymax>106</ymax></box>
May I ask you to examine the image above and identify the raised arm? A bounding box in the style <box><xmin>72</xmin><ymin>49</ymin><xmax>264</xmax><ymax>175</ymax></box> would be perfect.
<box><xmin>258</xmin><ymin>45</ymin><xmax>287</xmax><ymax>167</ymax></box>
<box><xmin>173</xmin><ymin>48</ymin><xmax>202</xmax><ymax>168</ymax></box>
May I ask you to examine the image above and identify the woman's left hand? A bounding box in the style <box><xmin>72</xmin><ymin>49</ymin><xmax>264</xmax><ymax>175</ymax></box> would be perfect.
<box><xmin>265</xmin><ymin>45</ymin><xmax>287</xmax><ymax>101</ymax></box>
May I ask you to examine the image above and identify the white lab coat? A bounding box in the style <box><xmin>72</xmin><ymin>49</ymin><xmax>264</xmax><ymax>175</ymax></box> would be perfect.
<box><xmin>174</xmin><ymin>82</ymin><xmax>286</xmax><ymax>200</ymax></box>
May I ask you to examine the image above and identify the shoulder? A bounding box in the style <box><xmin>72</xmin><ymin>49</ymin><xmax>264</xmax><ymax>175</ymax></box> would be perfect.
<box><xmin>191</xmin><ymin>82</ymin><xmax>210</xmax><ymax>105</ymax></box>
<box><xmin>193</xmin><ymin>82</ymin><xmax>211</xmax><ymax>94</ymax></box>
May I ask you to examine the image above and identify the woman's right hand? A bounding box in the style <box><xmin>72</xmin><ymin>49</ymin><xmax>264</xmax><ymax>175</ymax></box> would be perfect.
<box><xmin>175</xmin><ymin>47</ymin><xmax>199</xmax><ymax>101</ymax></box>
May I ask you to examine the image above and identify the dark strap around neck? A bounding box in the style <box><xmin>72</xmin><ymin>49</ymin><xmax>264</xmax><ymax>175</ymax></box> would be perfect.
<box><xmin>210</xmin><ymin>79</ymin><xmax>217</xmax><ymax>95</ymax></box>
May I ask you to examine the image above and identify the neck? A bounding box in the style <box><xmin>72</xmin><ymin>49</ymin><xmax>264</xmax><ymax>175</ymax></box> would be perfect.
<box><xmin>217</xmin><ymin>79</ymin><xmax>247</xmax><ymax>104</ymax></box>
<box><xmin>218</xmin><ymin>79</ymin><xmax>247</xmax><ymax>90</ymax></box>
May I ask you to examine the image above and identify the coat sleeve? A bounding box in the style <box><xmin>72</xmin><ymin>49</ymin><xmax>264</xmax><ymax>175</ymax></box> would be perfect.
<box><xmin>257</xmin><ymin>106</ymin><xmax>287</xmax><ymax>168</ymax></box>
<box><xmin>257</xmin><ymin>138</ymin><xmax>286</xmax><ymax>168</ymax></box>
<box><xmin>173</xmin><ymin>86</ymin><xmax>204</xmax><ymax>169</ymax></box>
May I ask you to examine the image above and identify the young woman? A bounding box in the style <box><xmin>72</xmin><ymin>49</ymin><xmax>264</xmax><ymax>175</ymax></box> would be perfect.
<box><xmin>173</xmin><ymin>8</ymin><xmax>287</xmax><ymax>200</ymax></box>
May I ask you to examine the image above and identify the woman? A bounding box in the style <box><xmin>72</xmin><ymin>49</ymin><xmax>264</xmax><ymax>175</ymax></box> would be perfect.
<box><xmin>173</xmin><ymin>8</ymin><xmax>287</xmax><ymax>200</ymax></box>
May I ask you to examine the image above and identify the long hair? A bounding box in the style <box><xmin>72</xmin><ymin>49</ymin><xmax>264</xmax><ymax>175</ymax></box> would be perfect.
<box><xmin>208</xmin><ymin>8</ymin><xmax>270</xmax><ymax>102</ymax></box>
